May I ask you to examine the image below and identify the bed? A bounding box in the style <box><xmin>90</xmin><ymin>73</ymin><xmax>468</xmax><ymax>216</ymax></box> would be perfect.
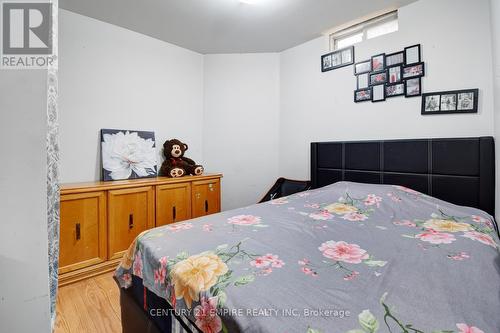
<box><xmin>115</xmin><ymin>136</ymin><xmax>499</xmax><ymax>333</ymax></box>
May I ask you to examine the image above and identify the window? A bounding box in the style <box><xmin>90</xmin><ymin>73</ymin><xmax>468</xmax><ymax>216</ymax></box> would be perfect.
<box><xmin>330</xmin><ymin>11</ymin><xmax>398</xmax><ymax>50</ymax></box>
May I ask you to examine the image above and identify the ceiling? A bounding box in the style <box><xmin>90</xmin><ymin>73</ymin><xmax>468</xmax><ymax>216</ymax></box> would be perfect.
<box><xmin>60</xmin><ymin>0</ymin><xmax>417</xmax><ymax>54</ymax></box>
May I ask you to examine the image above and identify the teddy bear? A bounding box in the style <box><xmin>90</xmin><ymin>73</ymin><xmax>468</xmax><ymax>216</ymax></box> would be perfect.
<box><xmin>160</xmin><ymin>139</ymin><xmax>204</xmax><ymax>178</ymax></box>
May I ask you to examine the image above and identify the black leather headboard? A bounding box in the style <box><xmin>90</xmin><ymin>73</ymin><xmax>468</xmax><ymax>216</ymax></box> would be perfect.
<box><xmin>311</xmin><ymin>137</ymin><xmax>495</xmax><ymax>216</ymax></box>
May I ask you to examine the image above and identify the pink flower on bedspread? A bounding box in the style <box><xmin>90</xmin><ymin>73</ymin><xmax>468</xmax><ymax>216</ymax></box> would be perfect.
<box><xmin>462</xmin><ymin>231</ymin><xmax>497</xmax><ymax>248</ymax></box>
<box><xmin>159</xmin><ymin>256</ymin><xmax>168</xmax><ymax>268</ymax></box>
<box><xmin>166</xmin><ymin>222</ymin><xmax>193</xmax><ymax>232</ymax></box>
<box><xmin>342</xmin><ymin>212</ymin><xmax>368</xmax><ymax>222</ymax></box>
<box><xmin>251</xmin><ymin>254</ymin><xmax>285</xmax><ymax>270</ymax></box>
<box><xmin>343</xmin><ymin>271</ymin><xmax>359</xmax><ymax>281</ymax></box>
<box><xmin>471</xmin><ymin>215</ymin><xmax>494</xmax><ymax>229</ymax></box>
<box><xmin>319</xmin><ymin>241</ymin><xmax>369</xmax><ymax>264</ymax></box>
<box><xmin>309</xmin><ymin>211</ymin><xmax>333</xmax><ymax>220</ymax></box>
<box><xmin>415</xmin><ymin>229</ymin><xmax>456</xmax><ymax>244</ymax></box>
<box><xmin>271</xmin><ymin>259</ymin><xmax>285</xmax><ymax>268</ymax></box>
<box><xmin>133</xmin><ymin>252</ymin><xmax>143</xmax><ymax>277</ymax></box>
<box><xmin>387</xmin><ymin>193</ymin><xmax>402</xmax><ymax>202</ymax></box>
<box><xmin>448</xmin><ymin>252</ymin><xmax>470</xmax><ymax>261</ymax></box>
<box><xmin>263</xmin><ymin>254</ymin><xmax>278</xmax><ymax>261</ymax></box>
<box><xmin>456</xmin><ymin>323</ymin><xmax>484</xmax><ymax>333</ymax></box>
<box><xmin>393</xmin><ymin>220</ymin><xmax>417</xmax><ymax>227</ymax></box>
<box><xmin>250</xmin><ymin>257</ymin><xmax>271</xmax><ymax>268</ymax></box>
<box><xmin>305</xmin><ymin>203</ymin><xmax>320</xmax><ymax>209</ymax></box>
<box><xmin>154</xmin><ymin>267</ymin><xmax>166</xmax><ymax>285</ymax></box>
<box><xmin>227</xmin><ymin>215</ymin><xmax>261</xmax><ymax>226</ymax></box>
<box><xmin>121</xmin><ymin>273</ymin><xmax>132</xmax><ymax>286</ymax></box>
<box><xmin>364</xmin><ymin>194</ymin><xmax>382</xmax><ymax>207</ymax></box>
<box><xmin>194</xmin><ymin>297</ymin><xmax>222</xmax><ymax>333</ymax></box>
<box><xmin>301</xmin><ymin>267</ymin><xmax>318</xmax><ymax>277</ymax></box>
<box><xmin>203</xmin><ymin>223</ymin><xmax>214</xmax><ymax>232</ymax></box>
<box><xmin>155</xmin><ymin>256</ymin><xmax>168</xmax><ymax>285</ymax></box>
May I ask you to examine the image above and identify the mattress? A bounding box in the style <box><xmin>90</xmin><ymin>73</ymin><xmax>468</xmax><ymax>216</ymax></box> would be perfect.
<box><xmin>116</xmin><ymin>181</ymin><xmax>500</xmax><ymax>333</ymax></box>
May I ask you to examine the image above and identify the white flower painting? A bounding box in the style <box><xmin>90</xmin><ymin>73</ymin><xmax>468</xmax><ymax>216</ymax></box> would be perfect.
<box><xmin>101</xmin><ymin>129</ymin><xmax>158</xmax><ymax>181</ymax></box>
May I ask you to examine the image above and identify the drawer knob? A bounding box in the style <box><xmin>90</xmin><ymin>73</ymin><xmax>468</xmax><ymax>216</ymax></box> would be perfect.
<box><xmin>172</xmin><ymin>206</ymin><xmax>176</xmax><ymax>220</ymax></box>
<box><xmin>129</xmin><ymin>214</ymin><xmax>134</xmax><ymax>230</ymax></box>
<box><xmin>75</xmin><ymin>223</ymin><xmax>81</xmax><ymax>241</ymax></box>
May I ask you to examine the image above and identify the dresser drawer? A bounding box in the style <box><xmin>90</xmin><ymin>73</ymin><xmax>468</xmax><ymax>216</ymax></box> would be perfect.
<box><xmin>59</xmin><ymin>192</ymin><xmax>107</xmax><ymax>274</ymax></box>
<box><xmin>192</xmin><ymin>179</ymin><xmax>221</xmax><ymax>218</ymax></box>
<box><xmin>156</xmin><ymin>183</ymin><xmax>191</xmax><ymax>226</ymax></box>
<box><xmin>108</xmin><ymin>186</ymin><xmax>154</xmax><ymax>260</ymax></box>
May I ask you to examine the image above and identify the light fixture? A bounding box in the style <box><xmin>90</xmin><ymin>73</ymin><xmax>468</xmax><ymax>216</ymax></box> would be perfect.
<box><xmin>239</xmin><ymin>0</ymin><xmax>262</xmax><ymax>4</ymax></box>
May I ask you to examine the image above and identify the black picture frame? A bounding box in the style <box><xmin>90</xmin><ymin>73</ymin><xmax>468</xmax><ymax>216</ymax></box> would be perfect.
<box><xmin>371</xmin><ymin>84</ymin><xmax>386</xmax><ymax>102</ymax></box>
<box><xmin>371</xmin><ymin>53</ymin><xmax>385</xmax><ymax>73</ymax></box>
<box><xmin>321</xmin><ymin>46</ymin><xmax>355</xmax><ymax>72</ymax></box>
<box><xmin>385</xmin><ymin>51</ymin><xmax>405</xmax><ymax>67</ymax></box>
<box><xmin>405</xmin><ymin>77</ymin><xmax>421</xmax><ymax>97</ymax></box>
<box><xmin>100</xmin><ymin>129</ymin><xmax>158</xmax><ymax>181</ymax></box>
<box><xmin>369</xmin><ymin>71</ymin><xmax>387</xmax><ymax>86</ymax></box>
<box><xmin>402</xmin><ymin>62</ymin><xmax>425</xmax><ymax>79</ymax></box>
<box><xmin>354</xmin><ymin>59</ymin><xmax>371</xmax><ymax>75</ymax></box>
<box><xmin>387</xmin><ymin>65</ymin><xmax>402</xmax><ymax>84</ymax></box>
<box><xmin>386</xmin><ymin>82</ymin><xmax>405</xmax><ymax>98</ymax></box>
<box><xmin>354</xmin><ymin>88</ymin><xmax>372</xmax><ymax>102</ymax></box>
<box><xmin>404</xmin><ymin>44</ymin><xmax>421</xmax><ymax>65</ymax></box>
<box><xmin>357</xmin><ymin>73</ymin><xmax>369</xmax><ymax>89</ymax></box>
<box><xmin>421</xmin><ymin>89</ymin><xmax>479</xmax><ymax>115</ymax></box>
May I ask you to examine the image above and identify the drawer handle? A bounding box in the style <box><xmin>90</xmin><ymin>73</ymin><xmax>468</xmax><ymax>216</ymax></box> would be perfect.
<box><xmin>129</xmin><ymin>214</ymin><xmax>134</xmax><ymax>230</ymax></box>
<box><xmin>205</xmin><ymin>200</ymin><xmax>209</xmax><ymax>213</ymax></box>
<box><xmin>76</xmin><ymin>223</ymin><xmax>81</xmax><ymax>240</ymax></box>
<box><xmin>172</xmin><ymin>206</ymin><xmax>176</xmax><ymax>220</ymax></box>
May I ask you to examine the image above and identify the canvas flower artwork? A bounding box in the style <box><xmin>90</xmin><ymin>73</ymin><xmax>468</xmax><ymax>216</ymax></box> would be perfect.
<box><xmin>101</xmin><ymin>129</ymin><xmax>158</xmax><ymax>181</ymax></box>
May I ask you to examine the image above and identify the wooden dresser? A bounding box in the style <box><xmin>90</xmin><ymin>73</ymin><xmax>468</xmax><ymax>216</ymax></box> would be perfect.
<box><xmin>59</xmin><ymin>174</ymin><xmax>222</xmax><ymax>286</ymax></box>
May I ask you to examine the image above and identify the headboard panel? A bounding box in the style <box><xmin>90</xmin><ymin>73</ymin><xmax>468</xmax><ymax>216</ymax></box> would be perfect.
<box><xmin>311</xmin><ymin>137</ymin><xmax>495</xmax><ymax>216</ymax></box>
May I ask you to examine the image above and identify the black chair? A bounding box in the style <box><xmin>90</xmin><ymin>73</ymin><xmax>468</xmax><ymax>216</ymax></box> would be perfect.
<box><xmin>259</xmin><ymin>177</ymin><xmax>311</xmax><ymax>203</ymax></box>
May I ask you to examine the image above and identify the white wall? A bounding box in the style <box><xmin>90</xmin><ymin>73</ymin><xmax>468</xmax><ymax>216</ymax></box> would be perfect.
<box><xmin>491</xmin><ymin>0</ymin><xmax>500</xmax><ymax>219</ymax></box>
<box><xmin>0</xmin><ymin>71</ymin><xmax>51</xmax><ymax>332</ymax></box>
<box><xmin>59</xmin><ymin>0</ymin><xmax>497</xmax><ymax>212</ymax></box>
<box><xmin>59</xmin><ymin>10</ymin><xmax>204</xmax><ymax>183</ymax></box>
<box><xmin>203</xmin><ymin>54</ymin><xmax>280</xmax><ymax>210</ymax></box>
<box><xmin>279</xmin><ymin>0</ymin><xmax>495</xmax><ymax>179</ymax></box>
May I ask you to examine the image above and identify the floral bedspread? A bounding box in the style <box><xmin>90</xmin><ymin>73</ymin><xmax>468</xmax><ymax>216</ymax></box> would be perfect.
<box><xmin>115</xmin><ymin>181</ymin><xmax>500</xmax><ymax>333</ymax></box>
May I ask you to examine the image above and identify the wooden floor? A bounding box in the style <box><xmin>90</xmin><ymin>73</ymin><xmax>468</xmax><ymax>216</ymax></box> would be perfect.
<box><xmin>54</xmin><ymin>272</ymin><xmax>122</xmax><ymax>333</ymax></box>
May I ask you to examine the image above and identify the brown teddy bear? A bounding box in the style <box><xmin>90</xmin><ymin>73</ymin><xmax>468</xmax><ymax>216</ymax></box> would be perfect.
<box><xmin>160</xmin><ymin>139</ymin><xmax>204</xmax><ymax>178</ymax></box>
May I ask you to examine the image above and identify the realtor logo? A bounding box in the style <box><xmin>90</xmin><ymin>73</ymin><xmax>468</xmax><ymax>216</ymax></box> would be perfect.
<box><xmin>1</xmin><ymin>1</ymin><xmax>54</xmax><ymax>69</ymax></box>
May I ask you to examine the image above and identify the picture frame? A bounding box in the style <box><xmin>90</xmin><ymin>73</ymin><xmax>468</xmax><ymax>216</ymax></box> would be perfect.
<box><xmin>421</xmin><ymin>89</ymin><xmax>478</xmax><ymax>115</ymax></box>
<box><xmin>422</xmin><ymin>94</ymin><xmax>441</xmax><ymax>112</ymax></box>
<box><xmin>457</xmin><ymin>90</ymin><xmax>478</xmax><ymax>111</ymax></box>
<box><xmin>321</xmin><ymin>46</ymin><xmax>355</xmax><ymax>72</ymax></box>
<box><xmin>404</xmin><ymin>44</ymin><xmax>421</xmax><ymax>65</ymax></box>
<box><xmin>369</xmin><ymin>71</ymin><xmax>387</xmax><ymax>86</ymax></box>
<box><xmin>354</xmin><ymin>59</ymin><xmax>371</xmax><ymax>75</ymax></box>
<box><xmin>386</xmin><ymin>82</ymin><xmax>405</xmax><ymax>98</ymax></box>
<box><xmin>387</xmin><ymin>65</ymin><xmax>402</xmax><ymax>83</ymax></box>
<box><xmin>440</xmin><ymin>94</ymin><xmax>457</xmax><ymax>111</ymax></box>
<box><xmin>385</xmin><ymin>51</ymin><xmax>405</xmax><ymax>67</ymax></box>
<box><xmin>405</xmin><ymin>77</ymin><xmax>421</xmax><ymax>97</ymax></box>
<box><xmin>100</xmin><ymin>129</ymin><xmax>158</xmax><ymax>181</ymax></box>
<box><xmin>371</xmin><ymin>84</ymin><xmax>386</xmax><ymax>102</ymax></box>
<box><xmin>357</xmin><ymin>73</ymin><xmax>369</xmax><ymax>89</ymax></box>
<box><xmin>354</xmin><ymin>88</ymin><xmax>372</xmax><ymax>102</ymax></box>
<box><xmin>402</xmin><ymin>62</ymin><xmax>425</xmax><ymax>79</ymax></box>
<box><xmin>371</xmin><ymin>53</ymin><xmax>385</xmax><ymax>72</ymax></box>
